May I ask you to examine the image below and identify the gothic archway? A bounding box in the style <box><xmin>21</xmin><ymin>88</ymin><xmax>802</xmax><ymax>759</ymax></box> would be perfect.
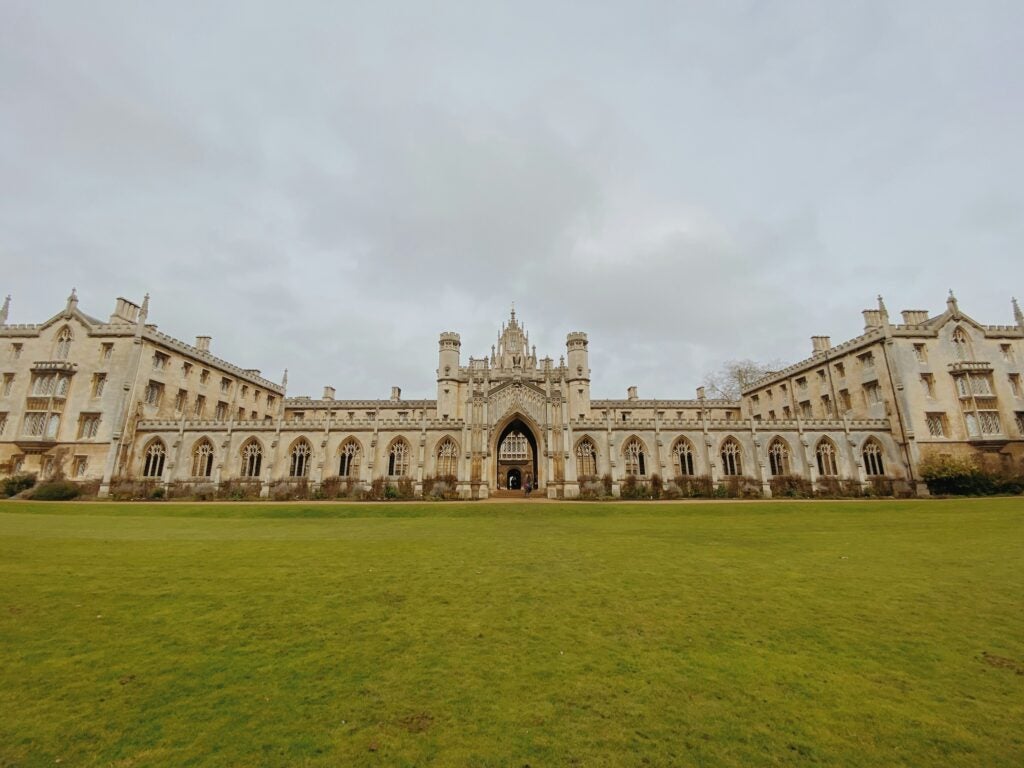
<box><xmin>494</xmin><ymin>415</ymin><xmax>540</xmax><ymax>491</ymax></box>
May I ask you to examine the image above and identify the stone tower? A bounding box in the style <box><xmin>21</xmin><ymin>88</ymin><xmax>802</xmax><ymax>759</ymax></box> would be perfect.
<box><xmin>436</xmin><ymin>331</ymin><xmax>461</xmax><ymax>419</ymax></box>
<box><xmin>566</xmin><ymin>331</ymin><xmax>591</xmax><ymax>420</ymax></box>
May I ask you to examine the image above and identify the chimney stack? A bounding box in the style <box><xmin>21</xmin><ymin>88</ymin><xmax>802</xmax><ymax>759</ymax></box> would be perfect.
<box><xmin>323</xmin><ymin>386</ymin><xmax>335</xmax><ymax>400</ymax></box>
<box><xmin>390</xmin><ymin>386</ymin><xmax>401</xmax><ymax>401</ymax></box>
<box><xmin>627</xmin><ymin>385</ymin><xmax>638</xmax><ymax>400</ymax></box>
<box><xmin>811</xmin><ymin>336</ymin><xmax>831</xmax><ymax>354</ymax></box>
<box><xmin>195</xmin><ymin>336</ymin><xmax>211</xmax><ymax>352</ymax></box>
<box><xmin>901</xmin><ymin>310</ymin><xmax>928</xmax><ymax>325</ymax></box>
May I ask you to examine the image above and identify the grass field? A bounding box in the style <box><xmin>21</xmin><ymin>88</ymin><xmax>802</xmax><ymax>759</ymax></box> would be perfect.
<box><xmin>1</xmin><ymin>498</ymin><xmax>1022</xmax><ymax>767</ymax></box>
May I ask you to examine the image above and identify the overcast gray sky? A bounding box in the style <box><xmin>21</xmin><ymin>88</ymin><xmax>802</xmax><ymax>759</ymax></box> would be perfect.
<box><xmin>2</xmin><ymin>1</ymin><xmax>1022</xmax><ymax>400</ymax></box>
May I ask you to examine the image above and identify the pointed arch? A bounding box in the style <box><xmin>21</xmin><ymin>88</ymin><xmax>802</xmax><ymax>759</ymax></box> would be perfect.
<box><xmin>288</xmin><ymin>438</ymin><xmax>312</xmax><ymax>478</ymax></box>
<box><xmin>142</xmin><ymin>438</ymin><xmax>166</xmax><ymax>478</ymax></box>
<box><xmin>951</xmin><ymin>326</ymin><xmax>973</xmax><ymax>361</ymax></box>
<box><xmin>862</xmin><ymin>438</ymin><xmax>886</xmax><ymax>476</ymax></box>
<box><xmin>54</xmin><ymin>326</ymin><xmax>73</xmax><ymax>359</ymax></box>
<box><xmin>575</xmin><ymin>436</ymin><xmax>597</xmax><ymax>478</ymax></box>
<box><xmin>815</xmin><ymin>437</ymin><xmax>839</xmax><ymax>477</ymax></box>
<box><xmin>622</xmin><ymin>436</ymin><xmax>648</xmax><ymax>477</ymax></box>
<box><xmin>767</xmin><ymin>437</ymin><xmax>791</xmax><ymax>476</ymax></box>
<box><xmin>435</xmin><ymin>436</ymin><xmax>459</xmax><ymax>477</ymax></box>
<box><xmin>338</xmin><ymin>437</ymin><xmax>362</xmax><ymax>478</ymax></box>
<box><xmin>240</xmin><ymin>437</ymin><xmax>263</xmax><ymax>478</ymax></box>
<box><xmin>191</xmin><ymin>438</ymin><xmax>215</xmax><ymax>477</ymax></box>
<box><xmin>672</xmin><ymin>437</ymin><xmax>696</xmax><ymax>477</ymax></box>
<box><xmin>720</xmin><ymin>437</ymin><xmax>743</xmax><ymax>476</ymax></box>
<box><xmin>387</xmin><ymin>437</ymin><xmax>411</xmax><ymax>477</ymax></box>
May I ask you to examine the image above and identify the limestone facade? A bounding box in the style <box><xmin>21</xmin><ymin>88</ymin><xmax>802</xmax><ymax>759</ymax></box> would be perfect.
<box><xmin>1</xmin><ymin>291</ymin><xmax>1021</xmax><ymax>498</ymax></box>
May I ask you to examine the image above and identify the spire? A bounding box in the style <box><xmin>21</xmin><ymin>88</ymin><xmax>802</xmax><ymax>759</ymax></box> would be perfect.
<box><xmin>282</xmin><ymin>368</ymin><xmax>289</xmax><ymax>388</ymax></box>
<box><xmin>510</xmin><ymin>302</ymin><xmax>516</xmax><ymax>325</ymax></box>
<box><xmin>877</xmin><ymin>294</ymin><xmax>889</xmax><ymax>323</ymax></box>
<box><xmin>1013</xmin><ymin>297</ymin><xmax>1023</xmax><ymax>326</ymax></box>
<box><xmin>139</xmin><ymin>293</ymin><xmax>150</xmax><ymax>324</ymax></box>
<box><xmin>947</xmin><ymin>289</ymin><xmax>959</xmax><ymax>316</ymax></box>
<box><xmin>0</xmin><ymin>295</ymin><xmax>9</xmax><ymax>325</ymax></box>
<box><xmin>66</xmin><ymin>287</ymin><xmax>78</xmax><ymax>314</ymax></box>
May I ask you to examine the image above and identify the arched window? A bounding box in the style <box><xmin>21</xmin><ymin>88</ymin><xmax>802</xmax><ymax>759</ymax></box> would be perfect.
<box><xmin>862</xmin><ymin>439</ymin><xmax>886</xmax><ymax>476</ymax></box>
<box><xmin>436</xmin><ymin>437</ymin><xmax>458</xmax><ymax>477</ymax></box>
<box><xmin>815</xmin><ymin>438</ymin><xmax>838</xmax><ymax>477</ymax></box>
<box><xmin>191</xmin><ymin>439</ymin><xmax>214</xmax><ymax>477</ymax></box>
<box><xmin>672</xmin><ymin>437</ymin><xmax>695</xmax><ymax>476</ymax></box>
<box><xmin>55</xmin><ymin>327</ymin><xmax>73</xmax><ymax>359</ymax></box>
<box><xmin>623</xmin><ymin>437</ymin><xmax>647</xmax><ymax>477</ymax></box>
<box><xmin>951</xmin><ymin>327</ymin><xmax>972</xmax><ymax>361</ymax></box>
<box><xmin>768</xmin><ymin>438</ymin><xmax>791</xmax><ymax>476</ymax></box>
<box><xmin>388</xmin><ymin>438</ymin><xmax>410</xmax><ymax>477</ymax></box>
<box><xmin>575</xmin><ymin>437</ymin><xmax>597</xmax><ymax>477</ymax></box>
<box><xmin>721</xmin><ymin>438</ymin><xmax>742</xmax><ymax>476</ymax></box>
<box><xmin>338</xmin><ymin>439</ymin><xmax>361</xmax><ymax>477</ymax></box>
<box><xmin>142</xmin><ymin>439</ymin><xmax>166</xmax><ymax>478</ymax></box>
<box><xmin>289</xmin><ymin>439</ymin><xmax>311</xmax><ymax>478</ymax></box>
<box><xmin>499</xmin><ymin>431</ymin><xmax>529</xmax><ymax>460</ymax></box>
<box><xmin>240</xmin><ymin>439</ymin><xmax>263</xmax><ymax>478</ymax></box>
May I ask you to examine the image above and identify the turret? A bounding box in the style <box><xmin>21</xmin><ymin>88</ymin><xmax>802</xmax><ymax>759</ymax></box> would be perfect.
<box><xmin>437</xmin><ymin>331</ymin><xmax>461</xmax><ymax>419</ymax></box>
<box><xmin>566</xmin><ymin>331</ymin><xmax>590</xmax><ymax>420</ymax></box>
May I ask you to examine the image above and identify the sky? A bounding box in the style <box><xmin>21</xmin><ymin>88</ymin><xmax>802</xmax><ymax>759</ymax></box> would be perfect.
<box><xmin>1</xmin><ymin>0</ymin><xmax>1022</xmax><ymax>400</ymax></box>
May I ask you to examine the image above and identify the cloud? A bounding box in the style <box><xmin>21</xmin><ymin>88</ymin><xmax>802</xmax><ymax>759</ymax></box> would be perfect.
<box><xmin>1</xmin><ymin>1</ymin><xmax>1022</xmax><ymax>401</ymax></box>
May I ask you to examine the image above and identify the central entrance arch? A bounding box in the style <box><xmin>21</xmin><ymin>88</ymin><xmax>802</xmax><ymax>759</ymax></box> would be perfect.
<box><xmin>494</xmin><ymin>415</ymin><xmax>540</xmax><ymax>492</ymax></box>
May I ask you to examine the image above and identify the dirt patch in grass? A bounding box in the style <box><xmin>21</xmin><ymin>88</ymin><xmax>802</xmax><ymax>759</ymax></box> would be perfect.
<box><xmin>980</xmin><ymin>652</ymin><xmax>1024</xmax><ymax>675</ymax></box>
<box><xmin>398</xmin><ymin>712</ymin><xmax>434</xmax><ymax>733</ymax></box>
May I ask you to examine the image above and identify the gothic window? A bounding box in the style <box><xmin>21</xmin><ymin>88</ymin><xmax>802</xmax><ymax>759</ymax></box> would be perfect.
<box><xmin>143</xmin><ymin>439</ymin><xmax>166</xmax><ymax>478</ymax></box>
<box><xmin>720</xmin><ymin>438</ymin><xmax>742</xmax><ymax>476</ymax></box>
<box><xmin>768</xmin><ymin>438</ymin><xmax>791</xmax><ymax>476</ymax></box>
<box><xmin>388</xmin><ymin>438</ymin><xmax>410</xmax><ymax>477</ymax></box>
<box><xmin>623</xmin><ymin>437</ymin><xmax>647</xmax><ymax>477</ymax></box>
<box><xmin>862</xmin><ymin>439</ymin><xmax>885</xmax><ymax>476</ymax></box>
<box><xmin>499</xmin><ymin>431</ymin><xmax>529</xmax><ymax>460</ymax></box>
<box><xmin>815</xmin><ymin>438</ymin><xmax>838</xmax><ymax>477</ymax></box>
<box><xmin>55</xmin><ymin>327</ymin><xmax>73</xmax><ymax>359</ymax></box>
<box><xmin>289</xmin><ymin>439</ymin><xmax>312</xmax><ymax>478</ymax></box>
<box><xmin>436</xmin><ymin>438</ymin><xmax>458</xmax><ymax>477</ymax></box>
<box><xmin>575</xmin><ymin>437</ymin><xmax>597</xmax><ymax>477</ymax></box>
<box><xmin>77</xmin><ymin>413</ymin><xmax>101</xmax><ymax>439</ymax></box>
<box><xmin>191</xmin><ymin>439</ymin><xmax>215</xmax><ymax>477</ymax></box>
<box><xmin>241</xmin><ymin>439</ymin><xmax>263</xmax><ymax>478</ymax></box>
<box><xmin>338</xmin><ymin>439</ymin><xmax>361</xmax><ymax>477</ymax></box>
<box><xmin>672</xmin><ymin>437</ymin><xmax>695</xmax><ymax>476</ymax></box>
<box><xmin>951</xmin><ymin>327</ymin><xmax>972</xmax><ymax>361</ymax></box>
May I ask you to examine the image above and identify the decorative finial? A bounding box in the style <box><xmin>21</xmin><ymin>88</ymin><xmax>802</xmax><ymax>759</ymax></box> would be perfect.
<box><xmin>66</xmin><ymin>287</ymin><xmax>78</xmax><ymax>313</ymax></box>
<box><xmin>1013</xmin><ymin>297</ymin><xmax>1023</xmax><ymax>325</ymax></box>
<box><xmin>282</xmin><ymin>368</ymin><xmax>289</xmax><ymax>388</ymax></box>
<box><xmin>139</xmin><ymin>293</ymin><xmax>150</xmax><ymax>323</ymax></box>
<box><xmin>876</xmin><ymin>294</ymin><xmax>889</xmax><ymax>322</ymax></box>
<box><xmin>947</xmin><ymin>289</ymin><xmax>959</xmax><ymax>315</ymax></box>
<box><xmin>0</xmin><ymin>295</ymin><xmax>9</xmax><ymax>325</ymax></box>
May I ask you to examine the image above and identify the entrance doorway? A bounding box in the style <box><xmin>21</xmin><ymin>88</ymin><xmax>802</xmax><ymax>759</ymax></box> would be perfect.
<box><xmin>495</xmin><ymin>416</ymin><xmax>539</xmax><ymax>492</ymax></box>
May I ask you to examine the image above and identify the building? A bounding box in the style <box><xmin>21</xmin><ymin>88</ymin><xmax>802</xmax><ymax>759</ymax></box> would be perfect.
<box><xmin>1</xmin><ymin>291</ymin><xmax>1022</xmax><ymax>498</ymax></box>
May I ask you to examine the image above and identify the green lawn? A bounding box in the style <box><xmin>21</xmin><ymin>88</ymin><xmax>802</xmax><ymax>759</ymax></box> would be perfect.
<box><xmin>1</xmin><ymin>499</ymin><xmax>1022</xmax><ymax>767</ymax></box>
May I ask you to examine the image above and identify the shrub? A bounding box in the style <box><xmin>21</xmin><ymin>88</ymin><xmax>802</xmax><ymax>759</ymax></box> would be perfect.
<box><xmin>578</xmin><ymin>475</ymin><xmax>607</xmax><ymax>500</ymax></box>
<box><xmin>219</xmin><ymin>480</ymin><xmax>263</xmax><ymax>501</ymax></box>
<box><xmin>769</xmin><ymin>474</ymin><xmax>814</xmax><ymax>498</ymax></box>
<box><xmin>30</xmin><ymin>480</ymin><xmax>81</xmax><ymax>501</ymax></box>
<box><xmin>674</xmin><ymin>475</ymin><xmax>714</xmax><ymax>498</ymax></box>
<box><xmin>2</xmin><ymin>472</ymin><xmax>37</xmax><ymax>497</ymax></box>
<box><xmin>620</xmin><ymin>475</ymin><xmax>653</xmax><ymax>499</ymax></box>
<box><xmin>918</xmin><ymin>454</ymin><xmax>1024</xmax><ymax>496</ymax></box>
<box><xmin>865</xmin><ymin>477</ymin><xmax>895</xmax><ymax>497</ymax></box>
<box><xmin>720</xmin><ymin>476</ymin><xmax>762</xmax><ymax>498</ymax></box>
<box><xmin>109</xmin><ymin>479</ymin><xmax>162</xmax><ymax>501</ymax></box>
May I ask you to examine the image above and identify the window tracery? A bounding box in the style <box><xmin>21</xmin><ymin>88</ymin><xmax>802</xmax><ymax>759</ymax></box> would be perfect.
<box><xmin>575</xmin><ymin>437</ymin><xmax>597</xmax><ymax>477</ymax></box>
<box><xmin>815</xmin><ymin>439</ymin><xmax>838</xmax><ymax>477</ymax></box>
<box><xmin>436</xmin><ymin>438</ymin><xmax>458</xmax><ymax>477</ymax></box>
<box><xmin>623</xmin><ymin>437</ymin><xmax>647</xmax><ymax>476</ymax></box>
<box><xmin>499</xmin><ymin>431</ymin><xmax>529</xmax><ymax>460</ymax></box>
<box><xmin>191</xmin><ymin>439</ymin><xmax>214</xmax><ymax>477</ymax></box>
<box><xmin>241</xmin><ymin>439</ymin><xmax>263</xmax><ymax>478</ymax></box>
<box><xmin>862</xmin><ymin>439</ymin><xmax>885</xmax><ymax>476</ymax></box>
<box><xmin>672</xmin><ymin>438</ymin><xmax>695</xmax><ymax>476</ymax></box>
<box><xmin>388</xmin><ymin>438</ymin><xmax>410</xmax><ymax>477</ymax></box>
<box><xmin>721</xmin><ymin>438</ymin><xmax>742</xmax><ymax>476</ymax></box>
<box><xmin>289</xmin><ymin>439</ymin><xmax>311</xmax><ymax>477</ymax></box>
<box><xmin>143</xmin><ymin>439</ymin><xmax>166</xmax><ymax>478</ymax></box>
<box><xmin>339</xmin><ymin>439</ymin><xmax>361</xmax><ymax>477</ymax></box>
<box><xmin>55</xmin><ymin>327</ymin><xmax>73</xmax><ymax>359</ymax></box>
<box><xmin>768</xmin><ymin>438</ymin><xmax>791</xmax><ymax>476</ymax></box>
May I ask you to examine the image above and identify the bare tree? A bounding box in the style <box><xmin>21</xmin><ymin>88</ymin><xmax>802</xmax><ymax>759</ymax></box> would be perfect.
<box><xmin>702</xmin><ymin>359</ymin><xmax>781</xmax><ymax>400</ymax></box>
